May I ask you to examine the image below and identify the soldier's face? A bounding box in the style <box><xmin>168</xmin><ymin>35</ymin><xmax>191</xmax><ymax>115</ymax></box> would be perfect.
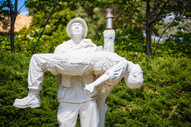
<box><xmin>71</xmin><ymin>22</ymin><xmax>84</xmax><ymax>36</ymax></box>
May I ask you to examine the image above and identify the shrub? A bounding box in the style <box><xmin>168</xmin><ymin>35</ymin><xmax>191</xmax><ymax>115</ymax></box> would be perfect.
<box><xmin>0</xmin><ymin>52</ymin><xmax>59</xmax><ymax>126</ymax></box>
<box><xmin>105</xmin><ymin>56</ymin><xmax>191</xmax><ymax>127</ymax></box>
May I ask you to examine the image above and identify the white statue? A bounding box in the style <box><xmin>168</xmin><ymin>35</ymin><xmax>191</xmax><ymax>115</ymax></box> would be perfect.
<box><xmin>14</xmin><ymin>18</ymin><xmax>99</xmax><ymax>127</ymax></box>
<box><xmin>13</xmin><ymin>17</ymin><xmax>143</xmax><ymax>127</ymax></box>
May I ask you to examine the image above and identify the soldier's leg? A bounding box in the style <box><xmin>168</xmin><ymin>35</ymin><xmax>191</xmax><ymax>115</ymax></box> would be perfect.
<box><xmin>79</xmin><ymin>100</ymin><xmax>99</xmax><ymax>127</ymax></box>
<box><xmin>13</xmin><ymin>54</ymin><xmax>62</xmax><ymax>108</ymax></box>
<box><xmin>57</xmin><ymin>102</ymin><xmax>79</xmax><ymax>127</ymax></box>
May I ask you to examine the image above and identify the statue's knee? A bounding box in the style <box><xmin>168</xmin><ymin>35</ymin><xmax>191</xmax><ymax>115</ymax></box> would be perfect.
<box><xmin>32</xmin><ymin>54</ymin><xmax>39</xmax><ymax>58</ymax></box>
<box><xmin>31</xmin><ymin>54</ymin><xmax>41</xmax><ymax>61</ymax></box>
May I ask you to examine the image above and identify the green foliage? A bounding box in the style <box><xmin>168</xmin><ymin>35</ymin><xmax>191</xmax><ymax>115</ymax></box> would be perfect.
<box><xmin>115</xmin><ymin>27</ymin><xmax>146</xmax><ymax>53</ymax></box>
<box><xmin>74</xmin><ymin>2</ymin><xmax>105</xmax><ymax>39</ymax></box>
<box><xmin>73</xmin><ymin>0</ymin><xmax>145</xmax><ymax>40</ymax></box>
<box><xmin>164</xmin><ymin>31</ymin><xmax>191</xmax><ymax>58</ymax></box>
<box><xmin>105</xmin><ymin>56</ymin><xmax>191</xmax><ymax>126</ymax></box>
<box><xmin>13</xmin><ymin>1</ymin><xmax>75</xmax><ymax>54</ymax></box>
<box><xmin>0</xmin><ymin>51</ymin><xmax>59</xmax><ymax>126</ymax></box>
<box><xmin>0</xmin><ymin>35</ymin><xmax>11</xmax><ymax>52</ymax></box>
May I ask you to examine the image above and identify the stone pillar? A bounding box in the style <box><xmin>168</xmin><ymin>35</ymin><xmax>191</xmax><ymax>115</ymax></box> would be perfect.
<box><xmin>104</xmin><ymin>8</ymin><xmax>115</xmax><ymax>52</ymax></box>
<box><xmin>103</xmin><ymin>30</ymin><xmax>115</xmax><ymax>52</ymax></box>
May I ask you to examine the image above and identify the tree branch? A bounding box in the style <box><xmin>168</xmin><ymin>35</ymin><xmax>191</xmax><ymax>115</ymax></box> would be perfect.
<box><xmin>153</xmin><ymin>17</ymin><xmax>175</xmax><ymax>56</ymax></box>
<box><xmin>150</xmin><ymin>0</ymin><xmax>170</xmax><ymax>25</ymax></box>
<box><xmin>31</xmin><ymin>0</ymin><xmax>57</xmax><ymax>55</ymax></box>
<box><xmin>18</xmin><ymin>3</ymin><xmax>26</xmax><ymax>12</ymax></box>
<box><xmin>152</xmin><ymin>19</ymin><xmax>172</xmax><ymax>50</ymax></box>
<box><xmin>7</xmin><ymin>0</ymin><xmax>12</xmax><ymax>13</ymax></box>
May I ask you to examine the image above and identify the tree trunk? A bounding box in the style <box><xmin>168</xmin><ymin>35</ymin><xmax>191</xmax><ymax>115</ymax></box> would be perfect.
<box><xmin>10</xmin><ymin>15</ymin><xmax>15</xmax><ymax>53</ymax></box>
<box><xmin>8</xmin><ymin>0</ymin><xmax>17</xmax><ymax>53</ymax></box>
<box><xmin>146</xmin><ymin>0</ymin><xmax>153</xmax><ymax>59</ymax></box>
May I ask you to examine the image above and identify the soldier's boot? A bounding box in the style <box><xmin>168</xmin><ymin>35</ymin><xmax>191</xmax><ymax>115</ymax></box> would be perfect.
<box><xmin>13</xmin><ymin>90</ymin><xmax>40</xmax><ymax>108</ymax></box>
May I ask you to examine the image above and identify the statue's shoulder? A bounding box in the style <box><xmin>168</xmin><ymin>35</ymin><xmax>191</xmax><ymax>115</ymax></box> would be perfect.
<box><xmin>83</xmin><ymin>39</ymin><xmax>97</xmax><ymax>47</ymax></box>
<box><xmin>56</xmin><ymin>40</ymin><xmax>72</xmax><ymax>48</ymax></box>
<box><xmin>59</xmin><ymin>40</ymin><xmax>72</xmax><ymax>46</ymax></box>
<box><xmin>83</xmin><ymin>39</ymin><xmax>92</xmax><ymax>43</ymax></box>
<box><xmin>54</xmin><ymin>40</ymin><xmax>72</xmax><ymax>53</ymax></box>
